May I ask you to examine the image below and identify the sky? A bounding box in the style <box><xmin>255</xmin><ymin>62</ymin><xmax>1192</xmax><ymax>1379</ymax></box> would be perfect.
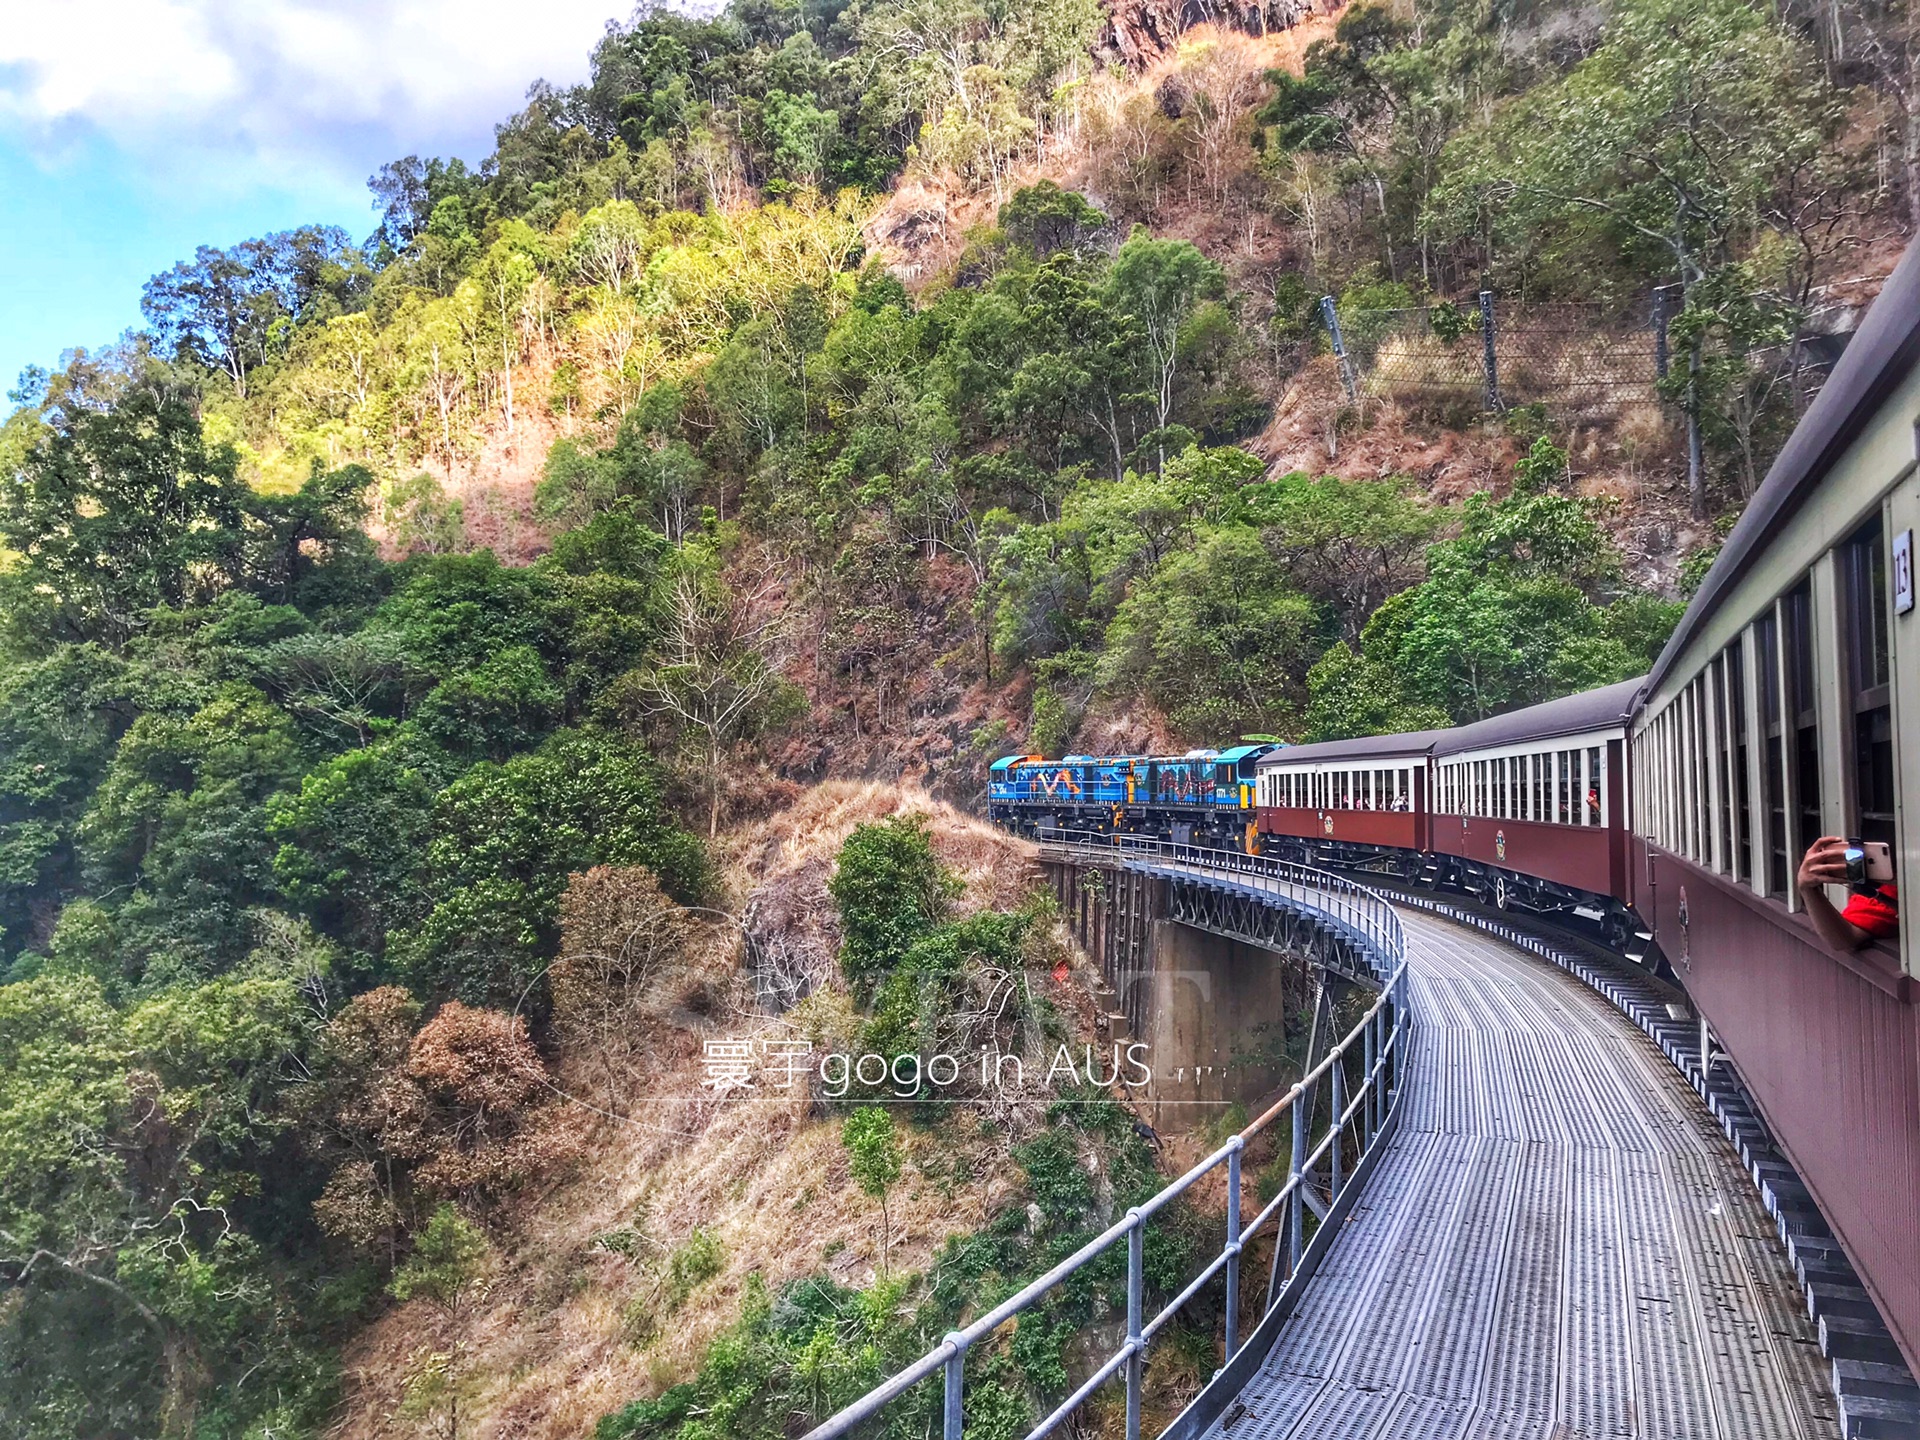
<box><xmin>0</xmin><ymin>0</ymin><xmax>641</xmax><ymax>395</ymax></box>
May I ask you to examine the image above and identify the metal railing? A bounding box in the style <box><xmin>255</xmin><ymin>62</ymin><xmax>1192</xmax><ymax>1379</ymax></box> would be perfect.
<box><xmin>801</xmin><ymin>844</ymin><xmax>1411</xmax><ymax>1440</ymax></box>
<box><xmin>1075</xmin><ymin>833</ymin><xmax>1407</xmax><ymax>968</ymax></box>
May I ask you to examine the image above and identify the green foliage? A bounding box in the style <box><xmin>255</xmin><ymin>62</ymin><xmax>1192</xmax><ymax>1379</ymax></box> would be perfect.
<box><xmin>1302</xmin><ymin>642</ymin><xmax>1448</xmax><ymax>743</ymax></box>
<box><xmin>393</xmin><ymin>726</ymin><xmax>707</xmax><ymax>1005</ymax></box>
<box><xmin>268</xmin><ymin>729</ymin><xmax>449</xmax><ymax>963</ymax></box>
<box><xmin>999</xmin><ymin>182</ymin><xmax>1108</xmax><ymax>258</ymax></box>
<box><xmin>1101</xmin><ymin>527</ymin><xmax>1317</xmax><ymax>738</ymax></box>
<box><xmin>842</xmin><ymin>1107</ymin><xmax>903</xmax><ymax>1201</ymax></box>
<box><xmin>1028</xmin><ymin>686</ymin><xmax>1071</xmax><ymax>755</ymax></box>
<box><xmin>829</xmin><ymin>815</ymin><xmax>956</xmax><ymax>994</ymax></box>
<box><xmin>390</xmin><ymin>1203</ymin><xmax>491</xmax><ymax>1315</ymax></box>
<box><xmin>664</xmin><ymin>1227</ymin><xmax>726</xmax><ymax>1306</ymax></box>
<box><xmin>1305</xmin><ymin>482</ymin><xmax>1674</xmax><ymax>729</ymax></box>
<box><xmin>1012</xmin><ymin>1129</ymin><xmax>1094</xmax><ymax>1225</ymax></box>
<box><xmin>0</xmin><ymin>377</ymin><xmax>250</xmax><ymax>649</ymax></box>
<box><xmin>1512</xmin><ymin>435</ymin><xmax>1568</xmax><ymax>496</ymax></box>
<box><xmin>1430</xmin><ymin>0</ymin><xmax>1846</xmax><ymax>302</ymax></box>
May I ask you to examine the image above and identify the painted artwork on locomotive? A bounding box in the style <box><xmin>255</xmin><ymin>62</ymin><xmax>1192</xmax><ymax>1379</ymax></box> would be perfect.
<box><xmin>991</xmin><ymin>746</ymin><xmax>1276</xmax><ymax>818</ymax></box>
<box><xmin>988</xmin><ymin>755</ymin><xmax>1137</xmax><ymax>808</ymax></box>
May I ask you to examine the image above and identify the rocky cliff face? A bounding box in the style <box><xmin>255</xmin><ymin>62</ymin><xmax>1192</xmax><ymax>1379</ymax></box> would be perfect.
<box><xmin>1099</xmin><ymin>0</ymin><xmax>1330</xmax><ymax>66</ymax></box>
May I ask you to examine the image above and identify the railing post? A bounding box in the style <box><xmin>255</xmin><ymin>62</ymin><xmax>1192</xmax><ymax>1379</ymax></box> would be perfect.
<box><xmin>1330</xmin><ymin>1051</ymin><xmax>1345</xmax><ymax>1199</ymax></box>
<box><xmin>1371</xmin><ymin>1008</ymin><xmax>1385</xmax><ymax>1137</ymax></box>
<box><xmin>1225</xmin><ymin>1141</ymin><xmax>1242</xmax><ymax>1361</ymax></box>
<box><xmin>1288</xmin><ymin>1091</ymin><xmax>1306</xmax><ymax>1278</ymax></box>
<box><xmin>942</xmin><ymin>1334</ymin><xmax>966</xmax><ymax>1440</ymax></box>
<box><xmin>1361</xmin><ymin>1014</ymin><xmax>1374</xmax><ymax>1148</ymax></box>
<box><xmin>1393</xmin><ymin>971</ymin><xmax>1407</xmax><ymax>1096</ymax></box>
<box><xmin>1126</xmin><ymin>1211</ymin><xmax>1144</xmax><ymax>1440</ymax></box>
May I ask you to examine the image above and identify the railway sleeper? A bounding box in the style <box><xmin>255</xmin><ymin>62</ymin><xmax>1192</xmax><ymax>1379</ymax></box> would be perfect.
<box><xmin>1391</xmin><ymin>889</ymin><xmax>1918</xmax><ymax>1439</ymax></box>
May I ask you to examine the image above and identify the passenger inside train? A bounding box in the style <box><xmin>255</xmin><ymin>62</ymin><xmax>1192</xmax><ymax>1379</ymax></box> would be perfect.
<box><xmin>1797</xmin><ymin>835</ymin><xmax>1900</xmax><ymax>950</ymax></box>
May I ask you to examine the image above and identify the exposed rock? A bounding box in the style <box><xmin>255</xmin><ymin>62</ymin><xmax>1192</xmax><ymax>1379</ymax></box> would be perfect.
<box><xmin>1100</xmin><ymin>0</ymin><xmax>1328</xmax><ymax>67</ymax></box>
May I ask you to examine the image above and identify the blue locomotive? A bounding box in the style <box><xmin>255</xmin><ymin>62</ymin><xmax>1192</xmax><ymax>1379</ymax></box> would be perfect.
<box><xmin>989</xmin><ymin>743</ymin><xmax>1278</xmax><ymax>847</ymax></box>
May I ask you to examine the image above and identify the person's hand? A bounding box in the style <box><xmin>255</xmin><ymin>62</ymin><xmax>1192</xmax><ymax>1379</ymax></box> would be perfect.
<box><xmin>1798</xmin><ymin>836</ymin><xmax>1853</xmax><ymax>893</ymax></box>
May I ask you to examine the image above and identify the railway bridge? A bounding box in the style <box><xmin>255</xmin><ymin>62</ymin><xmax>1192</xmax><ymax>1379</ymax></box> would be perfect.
<box><xmin>805</xmin><ymin>843</ymin><xmax>1868</xmax><ymax>1440</ymax></box>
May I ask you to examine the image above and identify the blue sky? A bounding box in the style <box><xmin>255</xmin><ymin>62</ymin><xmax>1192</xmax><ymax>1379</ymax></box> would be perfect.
<box><xmin>0</xmin><ymin>0</ymin><xmax>636</xmax><ymax>394</ymax></box>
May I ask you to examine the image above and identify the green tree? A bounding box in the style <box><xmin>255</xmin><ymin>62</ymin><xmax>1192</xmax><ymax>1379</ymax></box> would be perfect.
<box><xmin>268</xmin><ymin>729</ymin><xmax>449</xmax><ymax>960</ymax></box>
<box><xmin>1103</xmin><ymin>230</ymin><xmax>1227</xmax><ymax>471</ymax></box>
<box><xmin>392</xmin><ymin>727</ymin><xmax>706</xmax><ymax>1005</ymax></box>
<box><xmin>392</xmin><ymin>1203</ymin><xmax>492</xmax><ymax>1440</ymax></box>
<box><xmin>829</xmin><ymin>815</ymin><xmax>955</xmax><ymax>995</ymax></box>
<box><xmin>1101</xmin><ymin>528</ymin><xmax>1317</xmax><ymax>739</ymax></box>
<box><xmin>1302</xmin><ymin>642</ymin><xmax>1448</xmax><ymax>742</ymax></box>
<box><xmin>841</xmin><ymin>1107</ymin><xmax>903</xmax><ymax>1275</ymax></box>
<box><xmin>1430</xmin><ymin>0</ymin><xmax>1849</xmax><ymax>513</ymax></box>
<box><xmin>999</xmin><ymin>182</ymin><xmax>1108</xmax><ymax>258</ymax></box>
<box><xmin>392</xmin><ymin>1202</ymin><xmax>492</xmax><ymax>1315</ymax></box>
<box><xmin>0</xmin><ymin>379</ymin><xmax>250</xmax><ymax>649</ymax></box>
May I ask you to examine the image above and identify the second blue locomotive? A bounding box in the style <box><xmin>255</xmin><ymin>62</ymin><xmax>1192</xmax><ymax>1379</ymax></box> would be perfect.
<box><xmin>988</xmin><ymin>744</ymin><xmax>1278</xmax><ymax>848</ymax></box>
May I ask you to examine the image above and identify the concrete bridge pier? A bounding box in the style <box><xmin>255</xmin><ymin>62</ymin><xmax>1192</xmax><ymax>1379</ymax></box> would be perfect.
<box><xmin>1048</xmin><ymin>857</ymin><xmax>1321</xmax><ymax>1126</ymax></box>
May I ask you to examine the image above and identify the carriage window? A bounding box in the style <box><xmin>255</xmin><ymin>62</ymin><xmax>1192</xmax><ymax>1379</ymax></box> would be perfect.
<box><xmin>1755</xmin><ymin>610</ymin><xmax>1788</xmax><ymax>894</ymax></box>
<box><xmin>1783</xmin><ymin>579</ymin><xmax>1822</xmax><ymax>877</ymax></box>
<box><xmin>1711</xmin><ymin>657</ymin><xmax>1732</xmax><ymax>871</ymax></box>
<box><xmin>1680</xmin><ymin>684</ymin><xmax>1697</xmax><ymax>855</ymax></box>
<box><xmin>1844</xmin><ymin>518</ymin><xmax>1895</xmax><ymax>849</ymax></box>
<box><xmin>1692</xmin><ymin>678</ymin><xmax>1709</xmax><ymax>853</ymax></box>
<box><xmin>1726</xmin><ymin>642</ymin><xmax>1752</xmax><ymax>883</ymax></box>
<box><xmin>1586</xmin><ymin>746</ymin><xmax>1602</xmax><ymax>827</ymax></box>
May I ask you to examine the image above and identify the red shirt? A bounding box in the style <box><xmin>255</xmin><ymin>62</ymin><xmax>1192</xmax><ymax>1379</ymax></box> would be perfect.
<box><xmin>1841</xmin><ymin>884</ymin><xmax>1900</xmax><ymax>939</ymax></box>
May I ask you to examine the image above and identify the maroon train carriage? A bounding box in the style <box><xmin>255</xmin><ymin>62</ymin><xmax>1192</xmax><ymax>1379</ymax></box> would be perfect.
<box><xmin>1253</xmin><ymin>683</ymin><xmax>1644</xmax><ymax>945</ymax></box>
<box><xmin>1254</xmin><ymin>731</ymin><xmax>1441</xmax><ymax>868</ymax></box>
<box><xmin>1632</xmin><ymin>237</ymin><xmax>1920</xmax><ymax>1374</ymax></box>
<box><xmin>1426</xmin><ymin>676</ymin><xmax>1641</xmax><ymax>941</ymax></box>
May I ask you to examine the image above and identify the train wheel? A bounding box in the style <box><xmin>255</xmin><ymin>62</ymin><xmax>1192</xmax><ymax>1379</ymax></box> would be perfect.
<box><xmin>1494</xmin><ymin>875</ymin><xmax>1511</xmax><ymax>911</ymax></box>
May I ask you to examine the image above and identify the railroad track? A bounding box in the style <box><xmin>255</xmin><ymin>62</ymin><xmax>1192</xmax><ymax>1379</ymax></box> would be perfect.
<box><xmin>1201</xmin><ymin>909</ymin><xmax>1835</xmax><ymax>1440</ymax></box>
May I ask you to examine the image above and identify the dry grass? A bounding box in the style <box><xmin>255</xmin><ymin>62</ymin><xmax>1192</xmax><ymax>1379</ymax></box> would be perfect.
<box><xmin>328</xmin><ymin>784</ymin><xmax>1073</xmax><ymax>1440</ymax></box>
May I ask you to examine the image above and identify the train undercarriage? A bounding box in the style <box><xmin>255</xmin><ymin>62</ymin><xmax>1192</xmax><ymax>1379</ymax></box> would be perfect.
<box><xmin>992</xmin><ymin>800</ymin><xmax>1655</xmax><ymax>966</ymax></box>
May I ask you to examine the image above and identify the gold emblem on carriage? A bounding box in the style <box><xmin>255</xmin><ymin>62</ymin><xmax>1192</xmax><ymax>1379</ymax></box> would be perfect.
<box><xmin>1495</xmin><ymin>829</ymin><xmax>1506</xmax><ymax>861</ymax></box>
<box><xmin>1322</xmin><ymin>813</ymin><xmax>1334</xmax><ymax>835</ymax></box>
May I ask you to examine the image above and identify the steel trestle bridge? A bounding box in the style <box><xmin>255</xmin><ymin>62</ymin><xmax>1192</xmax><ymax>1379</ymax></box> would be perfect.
<box><xmin>801</xmin><ymin>843</ymin><xmax>1834</xmax><ymax>1440</ymax></box>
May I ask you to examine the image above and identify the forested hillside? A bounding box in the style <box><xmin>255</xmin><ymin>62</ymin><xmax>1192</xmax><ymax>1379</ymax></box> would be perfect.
<box><xmin>2</xmin><ymin>0</ymin><xmax>1914</xmax><ymax>1434</ymax></box>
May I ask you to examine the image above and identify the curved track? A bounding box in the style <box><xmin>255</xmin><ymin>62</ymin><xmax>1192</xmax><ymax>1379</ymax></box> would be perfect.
<box><xmin>1203</xmin><ymin>909</ymin><xmax>1836</xmax><ymax>1440</ymax></box>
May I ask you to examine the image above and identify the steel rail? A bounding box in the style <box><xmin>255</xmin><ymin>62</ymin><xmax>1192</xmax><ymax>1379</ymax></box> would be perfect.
<box><xmin>800</xmin><ymin>838</ymin><xmax>1412</xmax><ymax>1440</ymax></box>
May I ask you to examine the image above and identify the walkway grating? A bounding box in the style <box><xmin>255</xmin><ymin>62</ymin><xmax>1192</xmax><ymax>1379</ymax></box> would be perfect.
<box><xmin>1200</xmin><ymin>911</ymin><xmax>1837</xmax><ymax>1440</ymax></box>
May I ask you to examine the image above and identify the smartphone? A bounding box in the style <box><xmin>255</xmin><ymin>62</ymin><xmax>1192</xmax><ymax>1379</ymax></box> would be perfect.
<box><xmin>1844</xmin><ymin>839</ymin><xmax>1895</xmax><ymax>885</ymax></box>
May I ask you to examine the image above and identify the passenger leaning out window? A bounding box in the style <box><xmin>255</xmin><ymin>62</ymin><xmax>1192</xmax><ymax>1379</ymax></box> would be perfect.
<box><xmin>1797</xmin><ymin>836</ymin><xmax>1899</xmax><ymax>951</ymax></box>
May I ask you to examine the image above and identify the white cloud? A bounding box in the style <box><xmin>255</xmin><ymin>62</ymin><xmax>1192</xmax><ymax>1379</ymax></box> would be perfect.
<box><xmin>0</xmin><ymin>0</ymin><xmax>634</xmax><ymax>198</ymax></box>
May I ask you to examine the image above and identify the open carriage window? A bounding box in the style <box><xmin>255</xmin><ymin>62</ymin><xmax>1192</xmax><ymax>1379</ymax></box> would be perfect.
<box><xmin>1844</xmin><ymin>517</ymin><xmax>1895</xmax><ymax>849</ymax></box>
<box><xmin>1756</xmin><ymin>608</ymin><xmax>1789</xmax><ymax>896</ymax></box>
<box><xmin>1782</xmin><ymin>579</ymin><xmax>1822</xmax><ymax>882</ymax></box>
